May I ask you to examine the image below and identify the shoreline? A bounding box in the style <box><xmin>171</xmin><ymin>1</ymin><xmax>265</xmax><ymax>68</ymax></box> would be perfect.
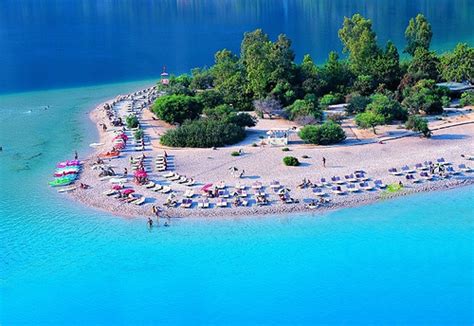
<box><xmin>68</xmin><ymin>86</ymin><xmax>474</xmax><ymax>220</ymax></box>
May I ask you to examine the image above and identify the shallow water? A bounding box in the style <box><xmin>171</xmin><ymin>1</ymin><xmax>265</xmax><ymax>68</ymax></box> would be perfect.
<box><xmin>1</xmin><ymin>83</ymin><xmax>473</xmax><ymax>324</ymax></box>
<box><xmin>1</xmin><ymin>0</ymin><xmax>474</xmax><ymax>93</ymax></box>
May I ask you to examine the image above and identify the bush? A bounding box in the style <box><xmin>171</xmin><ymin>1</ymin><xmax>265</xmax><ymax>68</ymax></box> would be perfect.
<box><xmin>282</xmin><ymin>147</ymin><xmax>290</xmax><ymax>152</ymax></box>
<box><xmin>231</xmin><ymin>151</ymin><xmax>240</xmax><ymax>156</ymax></box>
<box><xmin>298</xmin><ymin>121</ymin><xmax>346</xmax><ymax>145</ymax></box>
<box><xmin>460</xmin><ymin>91</ymin><xmax>474</xmax><ymax>107</ymax></box>
<box><xmin>301</xmin><ymin>154</ymin><xmax>310</xmax><ymax>159</ymax></box>
<box><xmin>285</xmin><ymin>98</ymin><xmax>322</xmax><ymax>121</ymax></box>
<box><xmin>406</xmin><ymin>115</ymin><xmax>431</xmax><ymax>137</ymax></box>
<box><xmin>346</xmin><ymin>94</ymin><xmax>371</xmax><ymax>114</ymax></box>
<box><xmin>204</xmin><ymin>104</ymin><xmax>257</xmax><ymax>128</ymax></box>
<box><xmin>229</xmin><ymin>113</ymin><xmax>257</xmax><ymax>128</ymax></box>
<box><xmin>319</xmin><ymin>93</ymin><xmax>344</xmax><ymax>109</ymax></box>
<box><xmin>126</xmin><ymin>115</ymin><xmax>139</xmax><ymax>129</ymax></box>
<box><xmin>366</xmin><ymin>93</ymin><xmax>407</xmax><ymax>122</ymax></box>
<box><xmin>160</xmin><ymin>119</ymin><xmax>245</xmax><ymax>148</ymax></box>
<box><xmin>283</xmin><ymin>156</ymin><xmax>300</xmax><ymax>166</ymax></box>
<box><xmin>152</xmin><ymin>94</ymin><xmax>203</xmax><ymax>124</ymax></box>
<box><xmin>355</xmin><ymin>111</ymin><xmax>385</xmax><ymax>134</ymax></box>
<box><xmin>402</xmin><ymin>79</ymin><xmax>446</xmax><ymax>115</ymax></box>
<box><xmin>134</xmin><ymin>129</ymin><xmax>144</xmax><ymax>140</ymax></box>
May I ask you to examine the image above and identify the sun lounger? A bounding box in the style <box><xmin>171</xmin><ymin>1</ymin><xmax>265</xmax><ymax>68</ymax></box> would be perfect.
<box><xmin>109</xmin><ymin>177</ymin><xmax>128</xmax><ymax>184</ymax></box>
<box><xmin>183</xmin><ymin>179</ymin><xmax>195</xmax><ymax>187</ymax></box>
<box><xmin>252</xmin><ymin>182</ymin><xmax>262</xmax><ymax>189</ymax></box>
<box><xmin>458</xmin><ymin>164</ymin><xmax>472</xmax><ymax>172</ymax></box>
<box><xmin>177</xmin><ymin>176</ymin><xmax>188</xmax><ymax>183</ymax></box>
<box><xmin>388</xmin><ymin>168</ymin><xmax>403</xmax><ymax>176</ymax></box>
<box><xmin>156</xmin><ymin>165</ymin><xmax>167</xmax><ymax>172</ymax></box>
<box><xmin>331</xmin><ymin>176</ymin><xmax>345</xmax><ymax>185</ymax></box>
<box><xmin>401</xmin><ymin>165</ymin><xmax>416</xmax><ymax>173</ymax></box>
<box><xmin>437</xmin><ymin>158</ymin><xmax>449</xmax><ymax>165</ymax></box>
<box><xmin>198</xmin><ymin>199</ymin><xmax>210</xmax><ymax>209</ymax></box>
<box><xmin>237</xmin><ymin>189</ymin><xmax>248</xmax><ymax>197</ymax></box>
<box><xmin>346</xmin><ymin>183</ymin><xmax>360</xmax><ymax>193</ymax></box>
<box><xmin>446</xmin><ymin>166</ymin><xmax>459</xmax><ymax>175</ymax></box>
<box><xmin>331</xmin><ymin>186</ymin><xmax>345</xmax><ymax>195</ymax></box>
<box><xmin>312</xmin><ymin>188</ymin><xmax>326</xmax><ymax>196</ymax></box>
<box><xmin>269</xmin><ymin>181</ymin><xmax>281</xmax><ymax>189</ymax></box>
<box><xmin>216</xmin><ymin>181</ymin><xmax>226</xmax><ymax>189</ymax></box>
<box><xmin>360</xmin><ymin>182</ymin><xmax>374</xmax><ymax>191</ymax></box>
<box><xmin>144</xmin><ymin>181</ymin><xmax>155</xmax><ymax>188</ymax></box>
<box><xmin>169</xmin><ymin>174</ymin><xmax>181</xmax><ymax>181</ymax></box>
<box><xmin>160</xmin><ymin>186</ymin><xmax>172</xmax><ymax>194</ymax></box>
<box><xmin>152</xmin><ymin>184</ymin><xmax>163</xmax><ymax>192</ymax></box>
<box><xmin>415</xmin><ymin>163</ymin><xmax>428</xmax><ymax>170</ymax></box>
<box><xmin>132</xmin><ymin>196</ymin><xmax>145</xmax><ymax>205</ymax></box>
<box><xmin>216</xmin><ymin>198</ymin><xmax>228</xmax><ymax>207</ymax></box>
<box><xmin>181</xmin><ymin>198</ymin><xmax>193</xmax><ymax>208</ymax></box>
<box><xmin>406</xmin><ymin>174</ymin><xmax>421</xmax><ymax>183</ymax></box>
<box><xmin>184</xmin><ymin>189</ymin><xmax>194</xmax><ymax>198</ymax></box>
<box><xmin>374</xmin><ymin>180</ymin><xmax>386</xmax><ymax>189</ymax></box>
<box><xmin>419</xmin><ymin>172</ymin><xmax>433</xmax><ymax>181</ymax></box>
<box><xmin>235</xmin><ymin>183</ymin><xmax>246</xmax><ymax>190</ymax></box>
<box><xmin>163</xmin><ymin>172</ymin><xmax>175</xmax><ymax>178</ymax></box>
<box><xmin>103</xmin><ymin>189</ymin><xmax>117</xmax><ymax>196</ymax></box>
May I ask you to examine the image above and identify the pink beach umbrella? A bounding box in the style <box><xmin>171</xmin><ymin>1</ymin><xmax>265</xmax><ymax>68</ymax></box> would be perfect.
<box><xmin>123</xmin><ymin>189</ymin><xmax>135</xmax><ymax>196</ymax></box>
<box><xmin>201</xmin><ymin>183</ymin><xmax>213</xmax><ymax>192</ymax></box>
<box><xmin>134</xmin><ymin>170</ymin><xmax>148</xmax><ymax>178</ymax></box>
<box><xmin>112</xmin><ymin>184</ymin><xmax>123</xmax><ymax>190</ymax></box>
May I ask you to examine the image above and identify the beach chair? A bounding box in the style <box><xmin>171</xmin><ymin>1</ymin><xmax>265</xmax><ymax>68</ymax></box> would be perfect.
<box><xmin>270</xmin><ymin>180</ymin><xmax>281</xmax><ymax>189</ymax></box>
<box><xmin>216</xmin><ymin>198</ymin><xmax>228</xmax><ymax>208</ymax></box>
<box><xmin>216</xmin><ymin>181</ymin><xmax>226</xmax><ymax>189</ymax></box>
<box><xmin>388</xmin><ymin>168</ymin><xmax>403</xmax><ymax>176</ymax></box>
<box><xmin>152</xmin><ymin>184</ymin><xmax>163</xmax><ymax>192</ymax></box>
<box><xmin>183</xmin><ymin>179</ymin><xmax>195</xmax><ymax>187</ymax></box>
<box><xmin>437</xmin><ymin>158</ymin><xmax>449</xmax><ymax>165</ymax></box>
<box><xmin>198</xmin><ymin>199</ymin><xmax>210</xmax><ymax>209</ymax></box>
<box><xmin>132</xmin><ymin>196</ymin><xmax>145</xmax><ymax>205</ymax></box>
<box><xmin>346</xmin><ymin>183</ymin><xmax>360</xmax><ymax>193</ymax></box>
<box><xmin>360</xmin><ymin>182</ymin><xmax>374</xmax><ymax>191</ymax></box>
<box><xmin>169</xmin><ymin>174</ymin><xmax>181</xmax><ymax>181</ymax></box>
<box><xmin>458</xmin><ymin>164</ymin><xmax>472</xmax><ymax>173</ymax></box>
<box><xmin>235</xmin><ymin>182</ymin><xmax>246</xmax><ymax>190</ymax></box>
<box><xmin>401</xmin><ymin>165</ymin><xmax>415</xmax><ymax>174</ymax></box>
<box><xmin>419</xmin><ymin>172</ymin><xmax>433</xmax><ymax>181</ymax></box>
<box><xmin>331</xmin><ymin>186</ymin><xmax>345</xmax><ymax>195</ymax></box>
<box><xmin>374</xmin><ymin>180</ymin><xmax>387</xmax><ymax>189</ymax></box>
<box><xmin>184</xmin><ymin>189</ymin><xmax>194</xmax><ymax>198</ymax></box>
<box><xmin>163</xmin><ymin>172</ymin><xmax>175</xmax><ymax>178</ymax></box>
<box><xmin>415</xmin><ymin>163</ymin><xmax>427</xmax><ymax>171</ymax></box>
<box><xmin>312</xmin><ymin>188</ymin><xmax>326</xmax><ymax>197</ymax></box>
<box><xmin>252</xmin><ymin>182</ymin><xmax>262</xmax><ymax>189</ymax></box>
<box><xmin>446</xmin><ymin>166</ymin><xmax>459</xmax><ymax>175</ymax></box>
<box><xmin>345</xmin><ymin>174</ymin><xmax>357</xmax><ymax>183</ymax></box>
<box><xmin>160</xmin><ymin>186</ymin><xmax>172</xmax><ymax>194</ymax></box>
<box><xmin>181</xmin><ymin>198</ymin><xmax>193</xmax><ymax>208</ymax></box>
<box><xmin>144</xmin><ymin>181</ymin><xmax>155</xmax><ymax>189</ymax></box>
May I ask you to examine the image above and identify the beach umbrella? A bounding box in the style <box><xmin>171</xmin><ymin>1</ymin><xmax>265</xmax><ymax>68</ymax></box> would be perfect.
<box><xmin>112</xmin><ymin>185</ymin><xmax>123</xmax><ymax>190</ymax></box>
<box><xmin>201</xmin><ymin>183</ymin><xmax>213</xmax><ymax>192</ymax></box>
<box><xmin>123</xmin><ymin>189</ymin><xmax>135</xmax><ymax>195</ymax></box>
<box><xmin>134</xmin><ymin>170</ymin><xmax>148</xmax><ymax>178</ymax></box>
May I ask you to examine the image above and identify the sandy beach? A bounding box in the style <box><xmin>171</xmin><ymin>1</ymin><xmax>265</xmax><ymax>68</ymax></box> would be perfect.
<box><xmin>68</xmin><ymin>86</ymin><xmax>474</xmax><ymax>219</ymax></box>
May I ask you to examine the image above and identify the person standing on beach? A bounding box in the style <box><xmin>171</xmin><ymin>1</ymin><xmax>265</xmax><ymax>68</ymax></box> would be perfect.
<box><xmin>322</xmin><ymin>157</ymin><xmax>326</xmax><ymax>168</ymax></box>
<box><xmin>124</xmin><ymin>168</ymin><xmax>128</xmax><ymax>177</ymax></box>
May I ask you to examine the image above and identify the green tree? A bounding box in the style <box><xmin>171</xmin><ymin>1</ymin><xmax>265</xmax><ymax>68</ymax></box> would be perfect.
<box><xmin>346</xmin><ymin>94</ymin><xmax>371</xmax><ymax>114</ymax></box>
<box><xmin>240</xmin><ymin>29</ymin><xmax>273</xmax><ymax>99</ymax></box>
<box><xmin>297</xmin><ymin>54</ymin><xmax>325</xmax><ymax>97</ymax></box>
<box><xmin>189</xmin><ymin>67</ymin><xmax>213</xmax><ymax>91</ymax></box>
<box><xmin>408</xmin><ymin>47</ymin><xmax>440</xmax><ymax>81</ymax></box>
<box><xmin>405</xmin><ymin>14</ymin><xmax>433</xmax><ymax>56</ymax></box>
<box><xmin>460</xmin><ymin>91</ymin><xmax>474</xmax><ymax>107</ymax></box>
<box><xmin>152</xmin><ymin>94</ymin><xmax>203</xmax><ymax>124</ymax></box>
<box><xmin>355</xmin><ymin>111</ymin><xmax>385</xmax><ymax>134</ymax></box>
<box><xmin>402</xmin><ymin>79</ymin><xmax>446</xmax><ymax>115</ymax></box>
<box><xmin>269</xmin><ymin>34</ymin><xmax>295</xmax><ymax>88</ymax></box>
<box><xmin>196</xmin><ymin>89</ymin><xmax>224</xmax><ymax>110</ymax></box>
<box><xmin>298</xmin><ymin>121</ymin><xmax>346</xmax><ymax>145</ymax></box>
<box><xmin>285</xmin><ymin>98</ymin><xmax>322</xmax><ymax>121</ymax></box>
<box><xmin>211</xmin><ymin>49</ymin><xmax>251</xmax><ymax>110</ymax></box>
<box><xmin>366</xmin><ymin>93</ymin><xmax>407</xmax><ymax>122</ymax></box>
<box><xmin>157</xmin><ymin>74</ymin><xmax>194</xmax><ymax>96</ymax></box>
<box><xmin>353</xmin><ymin>75</ymin><xmax>376</xmax><ymax>96</ymax></box>
<box><xmin>338</xmin><ymin>14</ymin><xmax>380</xmax><ymax>76</ymax></box>
<box><xmin>439</xmin><ymin>43</ymin><xmax>474</xmax><ymax>83</ymax></box>
<box><xmin>373</xmin><ymin>41</ymin><xmax>402</xmax><ymax>89</ymax></box>
<box><xmin>406</xmin><ymin>115</ymin><xmax>431</xmax><ymax>137</ymax></box>
<box><xmin>283</xmin><ymin>156</ymin><xmax>300</xmax><ymax>166</ymax></box>
<box><xmin>320</xmin><ymin>52</ymin><xmax>352</xmax><ymax>94</ymax></box>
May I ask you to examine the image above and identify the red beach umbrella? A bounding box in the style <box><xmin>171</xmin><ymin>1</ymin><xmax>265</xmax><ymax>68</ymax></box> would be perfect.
<box><xmin>123</xmin><ymin>189</ymin><xmax>135</xmax><ymax>195</ymax></box>
<box><xmin>112</xmin><ymin>185</ymin><xmax>123</xmax><ymax>190</ymax></box>
<box><xmin>134</xmin><ymin>170</ymin><xmax>148</xmax><ymax>178</ymax></box>
<box><xmin>201</xmin><ymin>183</ymin><xmax>213</xmax><ymax>192</ymax></box>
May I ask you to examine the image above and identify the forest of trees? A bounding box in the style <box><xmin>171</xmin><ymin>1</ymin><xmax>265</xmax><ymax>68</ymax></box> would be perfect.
<box><xmin>153</xmin><ymin>13</ymin><xmax>474</xmax><ymax>147</ymax></box>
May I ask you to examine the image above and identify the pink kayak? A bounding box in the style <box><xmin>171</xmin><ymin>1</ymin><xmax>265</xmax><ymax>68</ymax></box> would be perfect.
<box><xmin>56</xmin><ymin>160</ymin><xmax>82</xmax><ymax>168</ymax></box>
<box><xmin>54</xmin><ymin>170</ymin><xmax>78</xmax><ymax>177</ymax></box>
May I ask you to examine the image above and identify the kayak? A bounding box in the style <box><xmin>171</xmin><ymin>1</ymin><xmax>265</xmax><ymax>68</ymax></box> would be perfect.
<box><xmin>49</xmin><ymin>178</ymin><xmax>73</xmax><ymax>187</ymax></box>
<box><xmin>54</xmin><ymin>170</ymin><xmax>77</xmax><ymax>177</ymax></box>
<box><xmin>55</xmin><ymin>166</ymin><xmax>80</xmax><ymax>174</ymax></box>
<box><xmin>89</xmin><ymin>142</ymin><xmax>104</xmax><ymax>148</ymax></box>
<box><xmin>57</xmin><ymin>185</ymin><xmax>77</xmax><ymax>193</ymax></box>
<box><xmin>56</xmin><ymin>160</ymin><xmax>81</xmax><ymax>168</ymax></box>
<box><xmin>99</xmin><ymin>151</ymin><xmax>120</xmax><ymax>158</ymax></box>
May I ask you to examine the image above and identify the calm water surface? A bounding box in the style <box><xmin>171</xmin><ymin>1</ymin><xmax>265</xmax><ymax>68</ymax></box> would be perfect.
<box><xmin>0</xmin><ymin>83</ymin><xmax>473</xmax><ymax>324</ymax></box>
<box><xmin>1</xmin><ymin>0</ymin><xmax>474</xmax><ymax>93</ymax></box>
<box><xmin>1</xmin><ymin>1</ymin><xmax>474</xmax><ymax>324</ymax></box>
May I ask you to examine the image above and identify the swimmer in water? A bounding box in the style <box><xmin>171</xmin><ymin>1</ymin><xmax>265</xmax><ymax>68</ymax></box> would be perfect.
<box><xmin>147</xmin><ymin>217</ymin><xmax>153</xmax><ymax>229</ymax></box>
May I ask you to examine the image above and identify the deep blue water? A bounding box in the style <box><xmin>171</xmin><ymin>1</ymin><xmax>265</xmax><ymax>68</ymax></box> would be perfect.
<box><xmin>1</xmin><ymin>0</ymin><xmax>474</xmax><ymax>94</ymax></box>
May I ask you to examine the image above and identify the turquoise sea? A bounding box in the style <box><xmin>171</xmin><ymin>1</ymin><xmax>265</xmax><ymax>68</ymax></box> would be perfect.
<box><xmin>1</xmin><ymin>81</ymin><xmax>473</xmax><ymax>324</ymax></box>
<box><xmin>1</xmin><ymin>0</ymin><xmax>474</xmax><ymax>324</ymax></box>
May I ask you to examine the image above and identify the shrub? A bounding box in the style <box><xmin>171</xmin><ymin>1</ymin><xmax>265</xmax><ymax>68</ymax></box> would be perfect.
<box><xmin>406</xmin><ymin>115</ymin><xmax>431</xmax><ymax>137</ymax></box>
<box><xmin>152</xmin><ymin>94</ymin><xmax>203</xmax><ymax>124</ymax></box>
<box><xmin>355</xmin><ymin>111</ymin><xmax>385</xmax><ymax>134</ymax></box>
<box><xmin>285</xmin><ymin>98</ymin><xmax>322</xmax><ymax>121</ymax></box>
<box><xmin>229</xmin><ymin>113</ymin><xmax>257</xmax><ymax>128</ymax></box>
<box><xmin>346</xmin><ymin>94</ymin><xmax>371</xmax><ymax>114</ymax></box>
<box><xmin>282</xmin><ymin>147</ymin><xmax>290</xmax><ymax>152</ymax></box>
<box><xmin>460</xmin><ymin>91</ymin><xmax>474</xmax><ymax>107</ymax></box>
<box><xmin>319</xmin><ymin>93</ymin><xmax>344</xmax><ymax>109</ymax></box>
<box><xmin>160</xmin><ymin>119</ymin><xmax>245</xmax><ymax>148</ymax></box>
<box><xmin>366</xmin><ymin>93</ymin><xmax>407</xmax><ymax>122</ymax></box>
<box><xmin>134</xmin><ymin>129</ymin><xmax>144</xmax><ymax>140</ymax></box>
<box><xmin>196</xmin><ymin>89</ymin><xmax>224</xmax><ymax>110</ymax></box>
<box><xmin>126</xmin><ymin>114</ymin><xmax>139</xmax><ymax>129</ymax></box>
<box><xmin>283</xmin><ymin>156</ymin><xmax>300</xmax><ymax>166</ymax></box>
<box><xmin>402</xmin><ymin>79</ymin><xmax>446</xmax><ymax>115</ymax></box>
<box><xmin>231</xmin><ymin>151</ymin><xmax>240</xmax><ymax>156</ymax></box>
<box><xmin>298</xmin><ymin>121</ymin><xmax>346</xmax><ymax>145</ymax></box>
<box><xmin>301</xmin><ymin>154</ymin><xmax>310</xmax><ymax>159</ymax></box>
